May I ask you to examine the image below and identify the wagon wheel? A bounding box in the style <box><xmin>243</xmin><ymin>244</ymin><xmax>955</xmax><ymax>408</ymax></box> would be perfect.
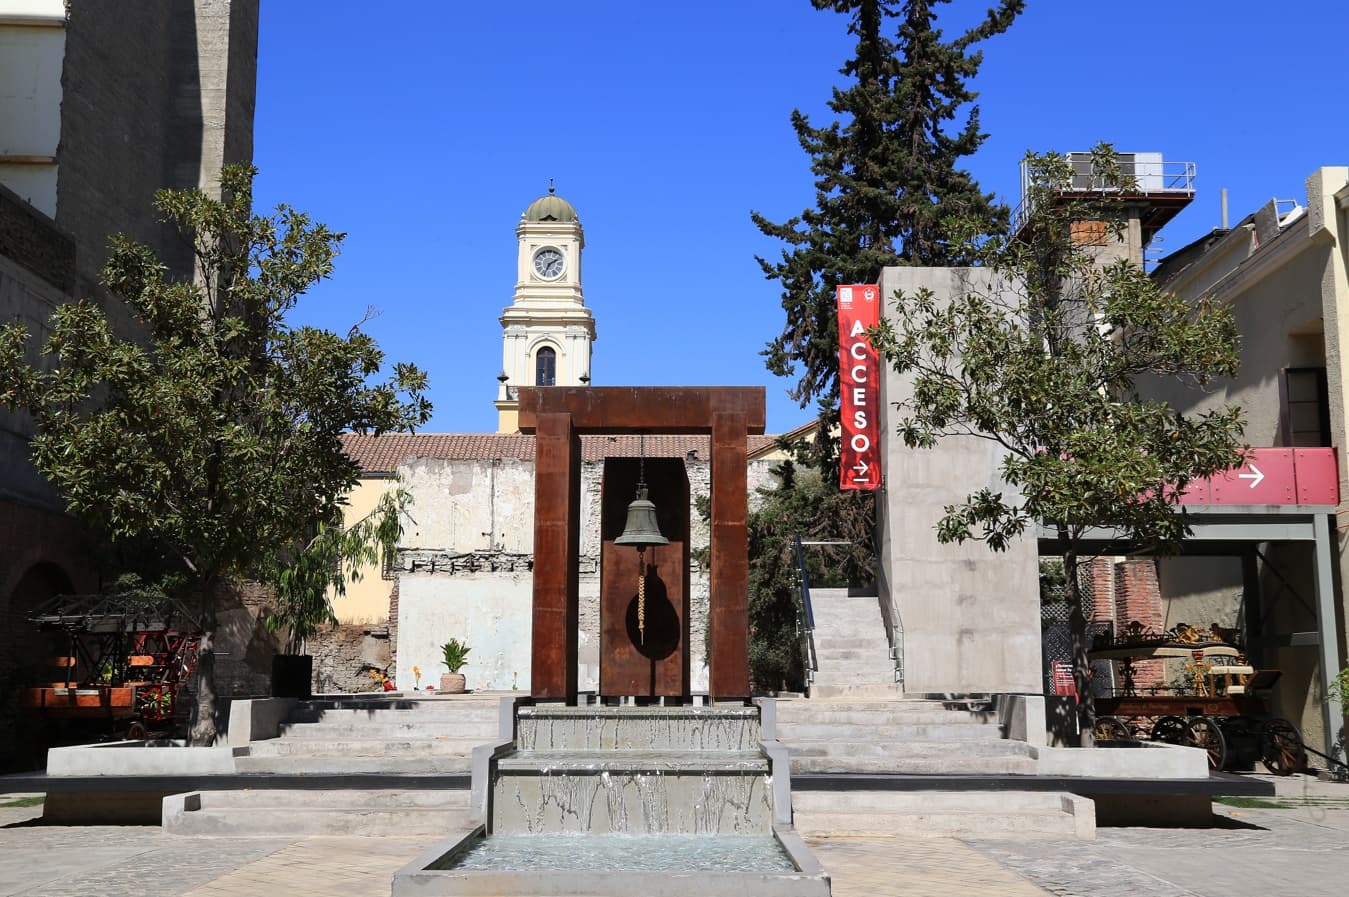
<box><xmin>1260</xmin><ymin>718</ymin><xmax>1306</xmax><ymax>776</ymax></box>
<box><xmin>1151</xmin><ymin>715</ymin><xmax>1188</xmax><ymax>744</ymax></box>
<box><xmin>126</xmin><ymin>721</ymin><xmax>148</xmax><ymax>741</ymax></box>
<box><xmin>1093</xmin><ymin>717</ymin><xmax>1132</xmax><ymax>741</ymax></box>
<box><xmin>1184</xmin><ymin>717</ymin><xmax>1227</xmax><ymax>770</ymax></box>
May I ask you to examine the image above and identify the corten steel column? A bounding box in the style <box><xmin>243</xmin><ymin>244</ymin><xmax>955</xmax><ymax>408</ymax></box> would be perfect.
<box><xmin>709</xmin><ymin>411</ymin><xmax>750</xmax><ymax>699</ymax></box>
<box><xmin>531</xmin><ymin>412</ymin><xmax>580</xmax><ymax>700</ymax></box>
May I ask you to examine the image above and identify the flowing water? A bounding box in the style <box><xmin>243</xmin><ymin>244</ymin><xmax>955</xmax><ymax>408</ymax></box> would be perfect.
<box><xmin>441</xmin><ymin>832</ymin><xmax>794</xmax><ymax>873</ymax></box>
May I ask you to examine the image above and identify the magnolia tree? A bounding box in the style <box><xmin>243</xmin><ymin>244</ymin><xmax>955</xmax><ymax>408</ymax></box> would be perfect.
<box><xmin>0</xmin><ymin>165</ymin><xmax>429</xmax><ymax>744</ymax></box>
<box><xmin>870</xmin><ymin>145</ymin><xmax>1246</xmax><ymax>740</ymax></box>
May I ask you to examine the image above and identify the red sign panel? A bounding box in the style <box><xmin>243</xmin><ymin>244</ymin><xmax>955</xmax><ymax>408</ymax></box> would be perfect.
<box><xmin>838</xmin><ymin>284</ymin><xmax>881</xmax><ymax>491</ymax></box>
<box><xmin>1178</xmin><ymin>447</ymin><xmax>1339</xmax><ymax>506</ymax></box>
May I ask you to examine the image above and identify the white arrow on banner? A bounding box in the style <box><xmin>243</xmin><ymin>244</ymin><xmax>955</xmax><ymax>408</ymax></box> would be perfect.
<box><xmin>1237</xmin><ymin>464</ymin><xmax>1264</xmax><ymax>489</ymax></box>
<box><xmin>852</xmin><ymin>460</ymin><xmax>870</xmax><ymax>482</ymax></box>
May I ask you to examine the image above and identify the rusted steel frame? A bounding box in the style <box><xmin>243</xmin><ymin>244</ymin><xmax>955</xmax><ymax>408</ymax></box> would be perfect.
<box><xmin>709</xmin><ymin>411</ymin><xmax>749</xmax><ymax>700</ymax></box>
<box><xmin>518</xmin><ymin>387</ymin><xmax>766</xmax><ymax>435</ymax></box>
<box><xmin>530</xmin><ymin>412</ymin><xmax>579</xmax><ymax>700</ymax></box>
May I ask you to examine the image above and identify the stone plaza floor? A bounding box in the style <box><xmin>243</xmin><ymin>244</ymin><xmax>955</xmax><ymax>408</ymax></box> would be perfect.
<box><xmin>1</xmin><ymin>775</ymin><xmax>1346</xmax><ymax>897</ymax></box>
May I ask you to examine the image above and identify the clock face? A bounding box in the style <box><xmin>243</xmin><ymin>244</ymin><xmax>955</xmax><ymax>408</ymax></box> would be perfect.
<box><xmin>533</xmin><ymin>248</ymin><xmax>565</xmax><ymax>279</ymax></box>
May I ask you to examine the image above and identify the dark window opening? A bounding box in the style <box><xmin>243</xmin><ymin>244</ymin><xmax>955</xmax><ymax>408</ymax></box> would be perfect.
<box><xmin>1279</xmin><ymin>367</ymin><xmax>1330</xmax><ymax>447</ymax></box>
<box><xmin>536</xmin><ymin>347</ymin><xmax>556</xmax><ymax>386</ymax></box>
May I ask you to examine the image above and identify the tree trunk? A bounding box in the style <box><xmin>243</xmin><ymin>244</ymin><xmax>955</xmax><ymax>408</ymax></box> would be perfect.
<box><xmin>189</xmin><ymin>581</ymin><xmax>219</xmax><ymax>746</ymax></box>
<box><xmin>1061</xmin><ymin>540</ymin><xmax>1095</xmax><ymax>747</ymax></box>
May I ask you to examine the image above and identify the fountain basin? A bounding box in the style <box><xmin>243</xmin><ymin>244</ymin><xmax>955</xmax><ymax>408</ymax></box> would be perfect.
<box><xmin>392</xmin><ymin>824</ymin><xmax>831</xmax><ymax>897</ymax></box>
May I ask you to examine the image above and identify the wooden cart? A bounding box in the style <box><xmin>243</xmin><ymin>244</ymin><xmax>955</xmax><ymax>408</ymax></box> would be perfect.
<box><xmin>1088</xmin><ymin>641</ymin><xmax>1305</xmax><ymax>774</ymax></box>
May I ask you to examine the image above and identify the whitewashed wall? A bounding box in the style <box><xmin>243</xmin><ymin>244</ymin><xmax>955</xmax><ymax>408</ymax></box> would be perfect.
<box><xmin>393</xmin><ymin>455</ymin><xmax>777</xmax><ymax>693</ymax></box>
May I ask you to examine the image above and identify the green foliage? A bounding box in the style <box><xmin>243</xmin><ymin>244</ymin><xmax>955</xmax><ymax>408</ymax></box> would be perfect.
<box><xmin>265</xmin><ymin>485</ymin><xmax>412</xmax><ymax>654</ymax></box>
<box><xmin>745</xmin><ymin>460</ymin><xmax>875</xmax><ymax>692</ymax></box>
<box><xmin>752</xmin><ymin>0</ymin><xmax>1021</xmax><ymax>474</ymax></box>
<box><xmin>440</xmin><ymin>638</ymin><xmax>471</xmax><ymax>673</ymax></box>
<box><xmin>1330</xmin><ymin>666</ymin><xmax>1349</xmax><ymax>703</ymax></box>
<box><xmin>871</xmin><ymin>143</ymin><xmax>1246</xmax><ymax>736</ymax></box>
<box><xmin>0</xmin><ymin>164</ymin><xmax>430</xmax><ymax>743</ymax></box>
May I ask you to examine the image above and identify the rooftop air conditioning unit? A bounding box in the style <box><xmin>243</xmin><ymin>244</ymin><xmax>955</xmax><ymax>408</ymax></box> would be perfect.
<box><xmin>1067</xmin><ymin>152</ymin><xmax>1164</xmax><ymax>192</ymax></box>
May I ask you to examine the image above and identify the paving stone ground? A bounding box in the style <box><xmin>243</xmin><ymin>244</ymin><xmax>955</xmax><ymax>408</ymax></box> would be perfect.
<box><xmin>1</xmin><ymin>776</ymin><xmax>1347</xmax><ymax>897</ymax></box>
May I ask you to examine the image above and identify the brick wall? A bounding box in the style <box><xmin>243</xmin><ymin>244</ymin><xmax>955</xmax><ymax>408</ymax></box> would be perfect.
<box><xmin>1114</xmin><ymin>559</ymin><xmax>1165</xmax><ymax>690</ymax></box>
<box><xmin>309</xmin><ymin>624</ymin><xmax>393</xmax><ymax>694</ymax></box>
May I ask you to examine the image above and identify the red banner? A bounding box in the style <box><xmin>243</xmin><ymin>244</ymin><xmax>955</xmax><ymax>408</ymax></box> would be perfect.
<box><xmin>837</xmin><ymin>284</ymin><xmax>881</xmax><ymax>491</ymax></box>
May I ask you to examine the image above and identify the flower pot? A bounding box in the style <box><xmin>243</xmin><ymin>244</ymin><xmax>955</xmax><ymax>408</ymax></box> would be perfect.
<box><xmin>271</xmin><ymin>654</ymin><xmax>313</xmax><ymax>699</ymax></box>
<box><xmin>439</xmin><ymin>673</ymin><xmax>466</xmax><ymax>694</ymax></box>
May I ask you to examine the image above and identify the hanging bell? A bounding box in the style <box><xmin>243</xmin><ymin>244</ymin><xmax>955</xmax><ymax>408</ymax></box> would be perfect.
<box><xmin>615</xmin><ymin>486</ymin><xmax>669</xmax><ymax>548</ymax></box>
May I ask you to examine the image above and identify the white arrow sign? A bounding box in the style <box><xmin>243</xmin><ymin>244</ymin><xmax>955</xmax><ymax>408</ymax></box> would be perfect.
<box><xmin>1237</xmin><ymin>464</ymin><xmax>1264</xmax><ymax>489</ymax></box>
<box><xmin>852</xmin><ymin>460</ymin><xmax>870</xmax><ymax>482</ymax></box>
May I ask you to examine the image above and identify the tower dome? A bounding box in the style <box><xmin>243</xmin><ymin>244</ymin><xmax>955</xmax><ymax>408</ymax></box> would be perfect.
<box><xmin>522</xmin><ymin>184</ymin><xmax>578</xmax><ymax>222</ymax></box>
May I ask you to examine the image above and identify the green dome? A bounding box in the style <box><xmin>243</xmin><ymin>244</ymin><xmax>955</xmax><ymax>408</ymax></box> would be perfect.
<box><xmin>522</xmin><ymin>187</ymin><xmax>578</xmax><ymax>223</ymax></box>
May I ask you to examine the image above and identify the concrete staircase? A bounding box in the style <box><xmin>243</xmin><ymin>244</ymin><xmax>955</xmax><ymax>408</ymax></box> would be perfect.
<box><xmin>776</xmin><ymin>698</ymin><xmax>1089</xmax><ymax>838</ymax></box>
<box><xmin>163</xmin><ymin>788</ymin><xmax>471</xmax><ymax>836</ymax></box>
<box><xmin>791</xmin><ymin>789</ymin><xmax>1094</xmax><ymax>839</ymax></box>
<box><xmin>233</xmin><ymin>695</ymin><xmax>500</xmax><ymax>774</ymax></box>
<box><xmin>806</xmin><ymin>588</ymin><xmax>899</xmax><ymax>698</ymax></box>
<box><xmin>775</xmin><ymin>698</ymin><xmax>1037</xmax><ymax>775</ymax></box>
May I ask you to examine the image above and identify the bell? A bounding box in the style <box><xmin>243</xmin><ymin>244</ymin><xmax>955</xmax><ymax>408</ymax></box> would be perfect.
<box><xmin>615</xmin><ymin>486</ymin><xmax>669</xmax><ymax>547</ymax></box>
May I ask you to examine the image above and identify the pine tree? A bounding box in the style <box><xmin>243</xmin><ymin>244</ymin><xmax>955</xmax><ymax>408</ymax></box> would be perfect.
<box><xmin>752</xmin><ymin>0</ymin><xmax>1021</xmax><ymax>473</ymax></box>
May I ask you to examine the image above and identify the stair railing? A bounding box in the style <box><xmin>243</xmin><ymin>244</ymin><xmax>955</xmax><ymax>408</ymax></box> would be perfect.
<box><xmin>790</xmin><ymin>535</ymin><xmax>819</xmax><ymax>686</ymax></box>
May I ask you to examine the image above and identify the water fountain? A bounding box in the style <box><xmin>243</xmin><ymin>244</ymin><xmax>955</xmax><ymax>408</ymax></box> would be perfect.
<box><xmin>392</xmin><ymin>388</ymin><xmax>831</xmax><ymax>896</ymax></box>
<box><xmin>392</xmin><ymin>699</ymin><xmax>828</xmax><ymax>896</ymax></box>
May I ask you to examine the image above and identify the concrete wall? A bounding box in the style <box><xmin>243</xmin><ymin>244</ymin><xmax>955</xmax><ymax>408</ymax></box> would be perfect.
<box><xmin>390</xmin><ymin>455</ymin><xmax>776</xmax><ymax>693</ymax></box>
<box><xmin>875</xmin><ymin>266</ymin><xmax>1041</xmax><ymax>694</ymax></box>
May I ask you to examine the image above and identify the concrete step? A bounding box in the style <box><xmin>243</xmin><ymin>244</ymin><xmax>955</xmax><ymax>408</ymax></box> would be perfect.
<box><xmin>164</xmin><ymin>789</ymin><xmax>471</xmax><ymax>836</ymax></box>
<box><xmin>276</xmin><ymin>721</ymin><xmax>499</xmax><ymax>738</ymax></box>
<box><xmin>187</xmin><ymin>788</ymin><xmax>470</xmax><ymax>810</ymax></box>
<box><xmin>808</xmin><ymin>636</ymin><xmax>892</xmax><ymax>651</ymax></box>
<box><xmin>786</xmin><ymin>740</ymin><xmax>1032</xmax><ymax>760</ymax></box>
<box><xmin>790</xmin><ymin>754</ymin><xmax>1037</xmax><ymax>775</ymax></box>
<box><xmin>792</xmin><ymin>790</ymin><xmax>1093</xmax><ymax>839</ymax></box>
<box><xmin>805</xmin><ymin>683</ymin><xmax>905</xmax><ymax>699</ymax></box>
<box><xmin>775</xmin><ymin>709</ymin><xmax>989</xmax><ymax>727</ymax></box>
<box><xmin>776</xmin><ymin>700</ymin><xmax>993</xmax><ymax>718</ymax></box>
<box><xmin>245</xmin><ymin>738</ymin><xmax>481</xmax><ymax>757</ymax></box>
<box><xmin>283</xmin><ymin>706</ymin><xmax>500</xmax><ymax>724</ymax></box>
<box><xmin>233</xmin><ymin>755</ymin><xmax>471</xmax><ymax>774</ymax></box>
<box><xmin>814</xmin><ymin>648</ymin><xmax>891</xmax><ymax>662</ymax></box>
<box><xmin>776</xmin><ymin>722</ymin><xmax>1005</xmax><ymax>741</ymax></box>
<box><xmin>810</xmin><ymin>670</ymin><xmax>898</xmax><ymax>685</ymax></box>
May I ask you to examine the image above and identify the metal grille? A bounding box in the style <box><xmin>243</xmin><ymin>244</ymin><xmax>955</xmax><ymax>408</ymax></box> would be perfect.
<box><xmin>1040</xmin><ymin>563</ymin><xmax>1113</xmax><ymax>697</ymax></box>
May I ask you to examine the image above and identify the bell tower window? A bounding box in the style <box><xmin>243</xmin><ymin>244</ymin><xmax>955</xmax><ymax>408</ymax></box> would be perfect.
<box><xmin>535</xmin><ymin>347</ymin><xmax>557</xmax><ymax>386</ymax></box>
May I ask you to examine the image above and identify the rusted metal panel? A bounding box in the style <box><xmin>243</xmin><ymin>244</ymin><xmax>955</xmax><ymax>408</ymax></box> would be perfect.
<box><xmin>709</xmin><ymin>411</ymin><xmax>749</xmax><ymax>699</ymax></box>
<box><xmin>530</xmin><ymin>413</ymin><xmax>578</xmax><ymax>700</ymax></box>
<box><xmin>517</xmin><ymin>387</ymin><xmax>767</xmax><ymax>435</ymax></box>
<box><xmin>599</xmin><ymin>459</ymin><xmax>690</xmax><ymax>698</ymax></box>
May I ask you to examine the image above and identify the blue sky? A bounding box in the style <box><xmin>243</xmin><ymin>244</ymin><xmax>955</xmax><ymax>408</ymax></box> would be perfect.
<box><xmin>253</xmin><ymin>1</ymin><xmax>1349</xmax><ymax>435</ymax></box>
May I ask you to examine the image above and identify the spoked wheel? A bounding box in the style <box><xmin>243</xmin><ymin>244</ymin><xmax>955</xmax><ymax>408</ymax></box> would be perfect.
<box><xmin>1093</xmin><ymin>716</ymin><xmax>1132</xmax><ymax>741</ymax></box>
<box><xmin>1185</xmin><ymin>717</ymin><xmax>1228</xmax><ymax>770</ymax></box>
<box><xmin>1260</xmin><ymin>718</ymin><xmax>1306</xmax><ymax>776</ymax></box>
<box><xmin>1151</xmin><ymin>715</ymin><xmax>1188</xmax><ymax>744</ymax></box>
<box><xmin>126</xmin><ymin>721</ymin><xmax>148</xmax><ymax>741</ymax></box>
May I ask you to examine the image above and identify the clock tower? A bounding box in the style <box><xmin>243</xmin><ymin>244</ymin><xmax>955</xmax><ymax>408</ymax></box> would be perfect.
<box><xmin>495</xmin><ymin>185</ymin><xmax>597</xmax><ymax>433</ymax></box>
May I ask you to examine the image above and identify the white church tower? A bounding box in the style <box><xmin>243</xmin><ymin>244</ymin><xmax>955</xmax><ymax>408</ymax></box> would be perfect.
<box><xmin>495</xmin><ymin>185</ymin><xmax>596</xmax><ymax>433</ymax></box>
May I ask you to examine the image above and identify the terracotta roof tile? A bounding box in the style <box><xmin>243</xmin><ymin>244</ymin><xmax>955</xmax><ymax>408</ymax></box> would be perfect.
<box><xmin>341</xmin><ymin>432</ymin><xmax>781</xmax><ymax>474</ymax></box>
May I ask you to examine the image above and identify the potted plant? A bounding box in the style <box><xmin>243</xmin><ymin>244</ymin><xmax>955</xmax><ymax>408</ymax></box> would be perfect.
<box><xmin>439</xmin><ymin>639</ymin><xmax>471</xmax><ymax>693</ymax></box>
